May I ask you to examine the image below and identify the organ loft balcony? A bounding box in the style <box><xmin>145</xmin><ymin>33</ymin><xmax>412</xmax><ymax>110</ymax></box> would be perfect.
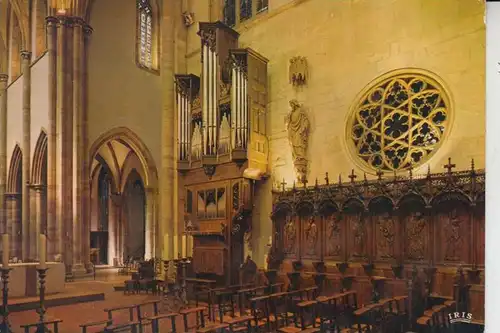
<box><xmin>175</xmin><ymin>21</ymin><xmax>269</xmax><ymax>178</ymax></box>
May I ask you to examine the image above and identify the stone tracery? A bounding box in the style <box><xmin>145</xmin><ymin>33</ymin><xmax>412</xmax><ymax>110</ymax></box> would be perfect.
<box><xmin>349</xmin><ymin>71</ymin><xmax>450</xmax><ymax>172</ymax></box>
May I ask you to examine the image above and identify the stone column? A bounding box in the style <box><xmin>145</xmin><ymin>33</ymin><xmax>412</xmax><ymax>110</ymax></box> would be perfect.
<box><xmin>21</xmin><ymin>50</ymin><xmax>31</xmax><ymax>260</ymax></box>
<box><xmin>160</xmin><ymin>0</ymin><xmax>178</xmax><ymax>259</ymax></box>
<box><xmin>72</xmin><ymin>18</ymin><xmax>85</xmax><ymax>274</ymax></box>
<box><xmin>55</xmin><ymin>16</ymin><xmax>74</xmax><ymax>270</ymax></box>
<box><xmin>46</xmin><ymin>16</ymin><xmax>57</xmax><ymax>259</ymax></box>
<box><xmin>32</xmin><ymin>185</ymin><xmax>45</xmax><ymax>259</ymax></box>
<box><xmin>0</xmin><ymin>74</ymin><xmax>8</xmax><ymax>235</ymax></box>
<box><xmin>145</xmin><ymin>187</ymin><xmax>155</xmax><ymax>259</ymax></box>
<box><xmin>82</xmin><ymin>23</ymin><xmax>93</xmax><ymax>272</ymax></box>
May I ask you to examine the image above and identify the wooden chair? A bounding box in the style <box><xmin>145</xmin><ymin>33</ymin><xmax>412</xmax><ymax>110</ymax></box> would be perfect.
<box><xmin>102</xmin><ymin>322</ymin><xmax>141</xmax><ymax>333</ymax></box>
<box><xmin>104</xmin><ymin>304</ymin><xmax>136</xmax><ymax>320</ymax></box>
<box><xmin>250</xmin><ymin>295</ymin><xmax>274</xmax><ymax>332</ymax></box>
<box><xmin>179</xmin><ymin>306</ymin><xmax>209</xmax><ymax>332</ymax></box>
<box><xmin>80</xmin><ymin>319</ymin><xmax>113</xmax><ymax>333</ymax></box>
<box><xmin>146</xmin><ymin>313</ymin><xmax>179</xmax><ymax>333</ymax></box>
<box><xmin>20</xmin><ymin>319</ymin><xmax>63</xmax><ymax>333</ymax></box>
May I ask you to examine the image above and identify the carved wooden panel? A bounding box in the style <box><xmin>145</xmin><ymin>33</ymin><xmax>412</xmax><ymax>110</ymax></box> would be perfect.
<box><xmin>324</xmin><ymin>213</ymin><xmax>344</xmax><ymax>260</ymax></box>
<box><xmin>193</xmin><ymin>247</ymin><xmax>225</xmax><ymax>276</ymax></box>
<box><xmin>476</xmin><ymin>204</ymin><xmax>485</xmax><ymax>266</ymax></box>
<box><xmin>403</xmin><ymin>210</ymin><xmax>428</xmax><ymax>262</ymax></box>
<box><xmin>301</xmin><ymin>216</ymin><xmax>321</xmax><ymax>259</ymax></box>
<box><xmin>283</xmin><ymin>216</ymin><xmax>298</xmax><ymax>258</ymax></box>
<box><xmin>374</xmin><ymin>212</ymin><xmax>397</xmax><ymax>261</ymax></box>
<box><xmin>434</xmin><ymin>203</ymin><xmax>471</xmax><ymax>264</ymax></box>
<box><xmin>347</xmin><ymin>210</ymin><xmax>369</xmax><ymax>261</ymax></box>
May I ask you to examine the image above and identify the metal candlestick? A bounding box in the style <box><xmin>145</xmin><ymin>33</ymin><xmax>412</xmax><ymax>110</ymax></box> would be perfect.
<box><xmin>35</xmin><ymin>268</ymin><xmax>50</xmax><ymax>333</ymax></box>
<box><xmin>0</xmin><ymin>267</ymin><xmax>12</xmax><ymax>333</ymax></box>
<box><xmin>179</xmin><ymin>258</ymin><xmax>190</xmax><ymax>307</ymax></box>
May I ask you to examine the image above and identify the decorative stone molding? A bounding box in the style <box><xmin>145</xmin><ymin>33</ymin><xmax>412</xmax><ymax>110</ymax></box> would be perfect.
<box><xmin>20</xmin><ymin>51</ymin><xmax>32</xmax><ymax>61</ymax></box>
<box><xmin>0</xmin><ymin>74</ymin><xmax>8</xmax><ymax>83</ymax></box>
<box><xmin>285</xmin><ymin>99</ymin><xmax>310</xmax><ymax>182</ymax></box>
<box><xmin>183</xmin><ymin>12</ymin><xmax>195</xmax><ymax>27</ymax></box>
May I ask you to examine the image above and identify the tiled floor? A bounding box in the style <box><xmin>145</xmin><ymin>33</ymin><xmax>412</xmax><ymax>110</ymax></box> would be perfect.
<box><xmin>8</xmin><ymin>268</ymin><xmax>190</xmax><ymax>333</ymax></box>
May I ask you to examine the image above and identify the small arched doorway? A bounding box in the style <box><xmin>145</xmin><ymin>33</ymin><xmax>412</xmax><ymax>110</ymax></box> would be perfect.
<box><xmin>123</xmin><ymin>169</ymin><xmax>146</xmax><ymax>261</ymax></box>
<box><xmin>89</xmin><ymin>128</ymin><xmax>157</xmax><ymax>266</ymax></box>
<box><xmin>7</xmin><ymin>145</ymin><xmax>22</xmax><ymax>259</ymax></box>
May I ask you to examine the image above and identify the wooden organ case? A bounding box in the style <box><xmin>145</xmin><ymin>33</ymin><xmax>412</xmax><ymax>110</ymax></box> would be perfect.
<box><xmin>175</xmin><ymin>22</ymin><xmax>269</xmax><ymax>285</ymax></box>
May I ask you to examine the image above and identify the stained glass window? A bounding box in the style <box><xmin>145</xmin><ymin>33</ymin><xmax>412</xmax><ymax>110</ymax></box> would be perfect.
<box><xmin>257</xmin><ymin>0</ymin><xmax>268</xmax><ymax>13</ymax></box>
<box><xmin>137</xmin><ymin>0</ymin><xmax>153</xmax><ymax>69</ymax></box>
<box><xmin>223</xmin><ymin>0</ymin><xmax>236</xmax><ymax>27</ymax></box>
<box><xmin>240</xmin><ymin>0</ymin><xmax>252</xmax><ymax>22</ymax></box>
<box><xmin>348</xmin><ymin>71</ymin><xmax>450</xmax><ymax>172</ymax></box>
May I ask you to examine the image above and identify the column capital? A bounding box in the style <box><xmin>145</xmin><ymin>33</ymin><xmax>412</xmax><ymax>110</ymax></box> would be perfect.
<box><xmin>70</xmin><ymin>16</ymin><xmax>86</xmax><ymax>27</ymax></box>
<box><xmin>0</xmin><ymin>74</ymin><xmax>8</xmax><ymax>83</ymax></box>
<box><xmin>56</xmin><ymin>15</ymin><xmax>71</xmax><ymax>27</ymax></box>
<box><xmin>20</xmin><ymin>51</ymin><xmax>32</xmax><ymax>61</ymax></box>
<box><xmin>45</xmin><ymin>16</ymin><xmax>59</xmax><ymax>27</ymax></box>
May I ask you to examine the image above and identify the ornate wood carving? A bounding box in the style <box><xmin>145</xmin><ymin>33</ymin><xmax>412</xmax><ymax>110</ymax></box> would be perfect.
<box><xmin>325</xmin><ymin>213</ymin><xmax>342</xmax><ymax>258</ymax></box>
<box><xmin>271</xmin><ymin>159</ymin><xmax>484</xmax><ymax>270</ymax></box>
<box><xmin>283</xmin><ymin>216</ymin><xmax>297</xmax><ymax>257</ymax></box>
<box><xmin>193</xmin><ymin>247</ymin><xmax>225</xmax><ymax>275</ymax></box>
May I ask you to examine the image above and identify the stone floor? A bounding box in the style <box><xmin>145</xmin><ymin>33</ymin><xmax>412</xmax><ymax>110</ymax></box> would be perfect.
<box><xmin>8</xmin><ymin>268</ymin><xmax>190</xmax><ymax>332</ymax></box>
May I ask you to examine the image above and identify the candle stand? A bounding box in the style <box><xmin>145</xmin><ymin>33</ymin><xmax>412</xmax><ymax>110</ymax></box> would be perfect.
<box><xmin>179</xmin><ymin>258</ymin><xmax>191</xmax><ymax>307</ymax></box>
<box><xmin>0</xmin><ymin>267</ymin><xmax>12</xmax><ymax>333</ymax></box>
<box><xmin>35</xmin><ymin>268</ymin><xmax>50</xmax><ymax>333</ymax></box>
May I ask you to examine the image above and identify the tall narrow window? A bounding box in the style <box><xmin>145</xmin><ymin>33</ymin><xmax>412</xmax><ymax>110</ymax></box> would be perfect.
<box><xmin>257</xmin><ymin>0</ymin><xmax>268</xmax><ymax>13</ymax></box>
<box><xmin>137</xmin><ymin>0</ymin><xmax>153</xmax><ymax>69</ymax></box>
<box><xmin>240</xmin><ymin>0</ymin><xmax>252</xmax><ymax>22</ymax></box>
<box><xmin>98</xmin><ymin>168</ymin><xmax>110</xmax><ymax>231</ymax></box>
<box><xmin>223</xmin><ymin>0</ymin><xmax>236</xmax><ymax>27</ymax></box>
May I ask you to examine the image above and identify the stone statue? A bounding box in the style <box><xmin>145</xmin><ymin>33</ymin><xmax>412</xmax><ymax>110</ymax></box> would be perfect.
<box><xmin>285</xmin><ymin>100</ymin><xmax>310</xmax><ymax>182</ymax></box>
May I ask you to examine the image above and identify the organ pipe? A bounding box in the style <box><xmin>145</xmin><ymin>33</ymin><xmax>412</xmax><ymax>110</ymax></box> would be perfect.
<box><xmin>202</xmin><ymin>45</ymin><xmax>208</xmax><ymax>155</ymax></box>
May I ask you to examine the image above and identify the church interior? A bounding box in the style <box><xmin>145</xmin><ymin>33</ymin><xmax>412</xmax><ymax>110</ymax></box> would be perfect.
<box><xmin>0</xmin><ymin>0</ymin><xmax>486</xmax><ymax>332</ymax></box>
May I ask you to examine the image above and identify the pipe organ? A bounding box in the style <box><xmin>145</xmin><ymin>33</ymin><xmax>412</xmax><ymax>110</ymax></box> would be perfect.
<box><xmin>174</xmin><ymin>22</ymin><xmax>269</xmax><ymax>285</ymax></box>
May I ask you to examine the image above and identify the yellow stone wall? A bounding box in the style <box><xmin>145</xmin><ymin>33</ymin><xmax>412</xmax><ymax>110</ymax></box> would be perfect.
<box><xmin>185</xmin><ymin>0</ymin><xmax>485</xmax><ymax>266</ymax></box>
<box><xmin>87</xmin><ymin>0</ymin><xmax>163</xmax><ymax>167</ymax></box>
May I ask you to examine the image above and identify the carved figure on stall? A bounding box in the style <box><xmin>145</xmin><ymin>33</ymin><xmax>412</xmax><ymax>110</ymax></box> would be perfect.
<box><xmin>285</xmin><ymin>100</ymin><xmax>310</xmax><ymax>182</ymax></box>
<box><xmin>377</xmin><ymin>212</ymin><xmax>396</xmax><ymax>259</ymax></box>
<box><xmin>305</xmin><ymin>217</ymin><xmax>318</xmax><ymax>255</ymax></box>
<box><xmin>406</xmin><ymin>211</ymin><xmax>426</xmax><ymax>260</ymax></box>
<box><xmin>445</xmin><ymin>209</ymin><xmax>463</xmax><ymax>261</ymax></box>
<box><xmin>326</xmin><ymin>214</ymin><xmax>341</xmax><ymax>257</ymax></box>
<box><xmin>284</xmin><ymin>216</ymin><xmax>296</xmax><ymax>254</ymax></box>
<box><xmin>351</xmin><ymin>213</ymin><xmax>366</xmax><ymax>258</ymax></box>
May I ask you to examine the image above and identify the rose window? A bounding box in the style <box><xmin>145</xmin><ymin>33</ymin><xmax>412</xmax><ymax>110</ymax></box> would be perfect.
<box><xmin>349</xmin><ymin>71</ymin><xmax>450</xmax><ymax>172</ymax></box>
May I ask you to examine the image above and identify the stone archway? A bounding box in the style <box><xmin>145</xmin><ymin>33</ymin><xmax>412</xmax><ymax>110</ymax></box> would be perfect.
<box><xmin>88</xmin><ymin>127</ymin><xmax>158</xmax><ymax>266</ymax></box>
<box><xmin>6</xmin><ymin>145</ymin><xmax>22</xmax><ymax>259</ymax></box>
<box><xmin>31</xmin><ymin>131</ymin><xmax>47</xmax><ymax>260</ymax></box>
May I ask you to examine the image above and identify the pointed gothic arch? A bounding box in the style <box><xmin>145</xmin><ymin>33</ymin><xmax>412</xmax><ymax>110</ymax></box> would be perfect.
<box><xmin>7</xmin><ymin>145</ymin><xmax>22</xmax><ymax>193</ymax></box>
<box><xmin>32</xmin><ymin>130</ymin><xmax>48</xmax><ymax>185</ymax></box>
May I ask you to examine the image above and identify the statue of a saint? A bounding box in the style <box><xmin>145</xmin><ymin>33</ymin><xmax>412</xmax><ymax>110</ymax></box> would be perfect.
<box><xmin>305</xmin><ymin>217</ymin><xmax>318</xmax><ymax>255</ymax></box>
<box><xmin>285</xmin><ymin>100</ymin><xmax>310</xmax><ymax>182</ymax></box>
<box><xmin>284</xmin><ymin>216</ymin><xmax>296</xmax><ymax>254</ymax></box>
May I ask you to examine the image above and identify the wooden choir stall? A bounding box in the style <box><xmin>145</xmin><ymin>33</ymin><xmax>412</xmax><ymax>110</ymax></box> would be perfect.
<box><xmin>270</xmin><ymin>161</ymin><xmax>485</xmax><ymax>330</ymax></box>
<box><xmin>175</xmin><ymin>21</ymin><xmax>269</xmax><ymax>286</ymax></box>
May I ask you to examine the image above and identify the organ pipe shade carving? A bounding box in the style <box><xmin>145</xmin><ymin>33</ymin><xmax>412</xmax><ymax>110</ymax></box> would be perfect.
<box><xmin>348</xmin><ymin>70</ymin><xmax>451</xmax><ymax>172</ymax></box>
